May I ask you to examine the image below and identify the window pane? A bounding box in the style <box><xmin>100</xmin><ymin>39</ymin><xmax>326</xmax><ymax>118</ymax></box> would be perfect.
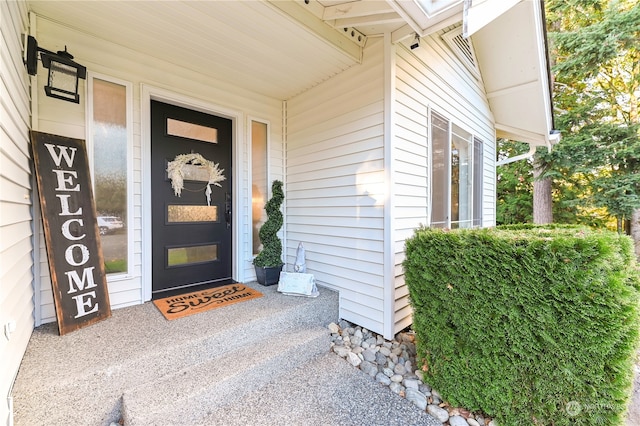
<box><xmin>416</xmin><ymin>0</ymin><xmax>459</xmax><ymax>14</ymax></box>
<box><xmin>452</xmin><ymin>125</ymin><xmax>472</xmax><ymax>228</ymax></box>
<box><xmin>167</xmin><ymin>118</ymin><xmax>218</xmax><ymax>143</ymax></box>
<box><xmin>168</xmin><ymin>244</ymin><xmax>218</xmax><ymax>266</ymax></box>
<box><xmin>251</xmin><ymin>121</ymin><xmax>268</xmax><ymax>254</ymax></box>
<box><xmin>431</xmin><ymin>112</ymin><xmax>449</xmax><ymax>228</ymax></box>
<box><xmin>473</xmin><ymin>137</ymin><xmax>483</xmax><ymax>227</ymax></box>
<box><xmin>92</xmin><ymin>79</ymin><xmax>128</xmax><ymax>275</ymax></box>
<box><xmin>168</xmin><ymin>205</ymin><xmax>218</xmax><ymax>223</ymax></box>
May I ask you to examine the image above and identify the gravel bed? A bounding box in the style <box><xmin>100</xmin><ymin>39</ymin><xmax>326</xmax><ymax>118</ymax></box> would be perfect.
<box><xmin>329</xmin><ymin>320</ymin><xmax>497</xmax><ymax>426</ymax></box>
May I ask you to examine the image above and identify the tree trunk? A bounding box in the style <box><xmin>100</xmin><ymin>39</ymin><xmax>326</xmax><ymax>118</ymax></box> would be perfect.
<box><xmin>631</xmin><ymin>208</ymin><xmax>640</xmax><ymax>260</ymax></box>
<box><xmin>533</xmin><ymin>155</ymin><xmax>553</xmax><ymax>224</ymax></box>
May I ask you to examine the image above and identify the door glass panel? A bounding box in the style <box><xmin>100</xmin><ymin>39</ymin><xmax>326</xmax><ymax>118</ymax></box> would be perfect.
<box><xmin>167</xmin><ymin>244</ymin><xmax>218</xmax><ymax>266</ymax></box>
<box><xmin>168</xmin><ymin>205</ymin><xmax>218</xmax><ymax>223</ymax></box>
<box><xmin>167</xmin><ymin>118</ymin><xmax>218</xmax><ymax>143</ymax></box>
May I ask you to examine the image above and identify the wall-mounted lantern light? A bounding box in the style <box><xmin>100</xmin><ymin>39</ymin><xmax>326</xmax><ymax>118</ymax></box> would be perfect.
<box><xmin>24</xmin><ymin>35</ymin><xmax>86</xmax><ymax>103</ymax></box>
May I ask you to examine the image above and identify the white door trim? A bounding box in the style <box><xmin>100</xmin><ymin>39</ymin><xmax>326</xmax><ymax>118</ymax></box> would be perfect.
<box><xmin>140</xmin><ymin>84</ymin><xmax>244</xmax><ymax>301</ymax></box>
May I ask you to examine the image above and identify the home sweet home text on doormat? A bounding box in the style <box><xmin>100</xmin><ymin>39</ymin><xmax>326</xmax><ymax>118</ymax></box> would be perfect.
<box><xmin>31</xmin><ymin>131</ymin><xmax>111</xmax><ymax>335</ymax></box>
<box><xmin>153</xmin><ymin>284</ymin><xmax>263</xmax><ymax>320</ymax></box>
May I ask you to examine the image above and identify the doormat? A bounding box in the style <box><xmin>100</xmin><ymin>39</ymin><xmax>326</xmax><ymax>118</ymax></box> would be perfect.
<box><xmin>153</xmin><ymin>284</ymin><xmax>263</xmax><ymax>320</ymax></box>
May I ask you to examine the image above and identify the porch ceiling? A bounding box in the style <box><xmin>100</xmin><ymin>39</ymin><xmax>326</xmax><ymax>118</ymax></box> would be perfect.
<box><xmin>27</xmin><ymin>0</ymin><xmax>406</xmax><ymax>100</ymax></box>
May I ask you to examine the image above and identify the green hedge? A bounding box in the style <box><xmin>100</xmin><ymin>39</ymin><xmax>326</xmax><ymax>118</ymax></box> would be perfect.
<box><xmin>404</xmin><ymin>226</ymin><xmax>640</xmax><ymax>425</ymax></box>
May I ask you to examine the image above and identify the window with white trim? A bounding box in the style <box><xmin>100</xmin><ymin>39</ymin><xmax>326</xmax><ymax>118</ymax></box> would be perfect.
<box><xmin>251</xmin><ymin>119</ymin><xmax>269</xmax><ymax>255</ymax></box>
<box><xmin>89</xmin><ymin>76</ymin><xmax>132</xmax><ymax>276</ymax></box>
<box><xmin>473</xmin><ymin>136</ymin><xmax>484</xmax><ymax>226</ymax></box>
<box><xmin>430</xmin><ymin>111</ymin><xmax>483</xmax><ymax>228</ymax></box>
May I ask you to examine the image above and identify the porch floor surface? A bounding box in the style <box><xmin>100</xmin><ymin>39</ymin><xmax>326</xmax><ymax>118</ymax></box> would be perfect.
<box><xmin>11</xmin><ymin>281</ymin><xmax>440</xmax><ymax>426</ymax></box>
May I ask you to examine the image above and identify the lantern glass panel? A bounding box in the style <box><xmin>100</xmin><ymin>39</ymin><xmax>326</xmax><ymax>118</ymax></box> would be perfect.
<box><xmin>48</xmin><ymin>60</ymin><xmax>78</xmax><ymax>93</ymax></box>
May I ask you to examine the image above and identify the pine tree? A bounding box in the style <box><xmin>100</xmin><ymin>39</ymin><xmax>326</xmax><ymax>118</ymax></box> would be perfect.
<box><xmin>496</xmin><ymin>140</ymin><xmax>534</xmax><ymax>224</ymax></box>
<box><xmin>543</xmin><ymin>0</ymin><xmax>640</xmax><ymax>240</ymax></box>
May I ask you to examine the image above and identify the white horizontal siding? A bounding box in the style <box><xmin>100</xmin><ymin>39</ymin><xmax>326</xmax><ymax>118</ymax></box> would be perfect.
<box><xmin>34</xmin><ymin>17</ymin><xmax>283</xmax><ymax>323</ymax></box>
<box><xmin>286</xmin><ymin>38</ymin><xmax>386</xmax><ymax>335</ymax></box>
<box><xmin>0</xmin><ymin>1</ymin><xmax>34</xmax><ymax>424</ymax></box>
<box><xmin>392</xmin><ymin>28</ymin><xmax>497</xmax><ymax>334</ymax></box>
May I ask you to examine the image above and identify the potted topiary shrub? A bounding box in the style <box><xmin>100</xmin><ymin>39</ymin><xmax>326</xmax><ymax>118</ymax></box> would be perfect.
<box><xmin>253</xmin><ymin>180</ymin><xmax>284</xmax><ymax>285</ymax></box>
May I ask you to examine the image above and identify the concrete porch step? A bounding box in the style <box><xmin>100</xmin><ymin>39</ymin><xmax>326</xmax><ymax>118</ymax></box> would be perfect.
<box><xmin>12</xmin><ymin>283</ymin><xmax>339</xmax><ymax>425</ymax></box>
<box><xmin>196</xmin><ymin>352</ymin><xmax>442</xmax><ymax>426</ymax></box>
<box><xmin>122</xmin><ymin>326</ymin><xmax>330</xmax><ymax>425</ymax></box>
<box><xmin>81</xmin><ymin>287</ymin><xmax>339</xmax><ymax>402</ymax></box>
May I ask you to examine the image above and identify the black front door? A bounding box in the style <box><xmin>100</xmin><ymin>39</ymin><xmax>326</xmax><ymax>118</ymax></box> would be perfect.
<box><xmin>151</xmin><ymin>100</ymin><xmax>232</xmax><ymax>297</ymax></box>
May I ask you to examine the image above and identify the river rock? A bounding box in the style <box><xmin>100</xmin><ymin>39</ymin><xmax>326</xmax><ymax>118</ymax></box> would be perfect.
<box><xmin>347</xmin><ymin>351</ymin><xmax>361</xmax><ymax>367</ymax></box>
<box><xmin>376</xmin><ymin>372</ymin><xmax>391</xmax><ymax>386</ymax></box>
<box><xmin>379</xmin><ymin>346</ymin><xmax>391</xmax><ymax>356</ymax></box>
<box><xmin>334</xmin><ymin>346</ymin><xmax>350</xmax><ymax>358</ymax></box>
<box><xmin>359</xmin><ymin>361</ymin><xmax>377</xmax><ymax>377</ymax></box>
<box><xmin>449</xmin><ymin>415</ymin><xmax>469</xmax><ymax>426</ymax></box>
<box><xmin>390</xmin><ymin>374</ymin><xmax>404</xmax><ymax>383</ymax></box>
<box><xmin>427</xmin><ymin>404</ymin><xmax>449</xmax><ymax>423</ymax></box>
<box><xmin>389</xmin><ymin>382</ymin><xmax>404</xmax><ymax>394</ymax></box>
<box><xmin>405</xmin><ymin>388</ymin><xmax>427</xmax><ymax>411</ymax></box>
<box><xmin>362</xmin><ymin>349</ymin><xmax>376</xmax><ymax>363</ymax></box>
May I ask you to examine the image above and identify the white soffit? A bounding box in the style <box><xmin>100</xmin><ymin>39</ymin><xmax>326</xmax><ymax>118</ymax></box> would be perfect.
<box><xmin>464</xmin><ymin>0</ymin><xmax>522</xmax><ymax>37</ymax></box>
<box><xmin>266</xmin><ymin>0</ymin><xmax>365</xmax><ymax>62</ymax></box>
<box><xmin>472</xmin><ymin>0</ymin><xmax>554</xmax><ymax>147</ymax></box>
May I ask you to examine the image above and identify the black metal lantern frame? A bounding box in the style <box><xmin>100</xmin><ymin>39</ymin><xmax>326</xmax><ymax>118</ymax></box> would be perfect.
<box><xmin>24</xmin><ymin>35</ymin><xmax>86</xmax><ymax>104</ymax></box>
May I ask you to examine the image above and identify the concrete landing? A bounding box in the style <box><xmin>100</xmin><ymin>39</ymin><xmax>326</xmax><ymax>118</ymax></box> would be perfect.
<box><xmin>11</xmin><ymin>282</ymin><xmax>439</xmax><ymax>425</ymax></box>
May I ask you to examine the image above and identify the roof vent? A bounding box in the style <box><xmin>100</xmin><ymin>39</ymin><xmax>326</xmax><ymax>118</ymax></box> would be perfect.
<box><xmin>441</xmin><ymin>26</ymin><xmax>481</xmax><ymax>79</ymax></box>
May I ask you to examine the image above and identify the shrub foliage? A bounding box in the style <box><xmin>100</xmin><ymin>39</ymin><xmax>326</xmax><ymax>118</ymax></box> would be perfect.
<box><xmin>404</xmin><ymin>226</ymin><xmax>640</xmax><ymax>425</ymax></box>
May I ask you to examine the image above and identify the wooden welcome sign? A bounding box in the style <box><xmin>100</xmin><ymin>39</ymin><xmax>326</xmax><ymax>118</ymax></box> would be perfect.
<box><xmin>31</xmin><ymin>131</ymin><xmax>111</xmax><ymax>335</ymax></box>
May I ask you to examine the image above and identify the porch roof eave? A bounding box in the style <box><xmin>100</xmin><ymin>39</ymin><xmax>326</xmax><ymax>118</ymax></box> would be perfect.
<box><xmin>388</xmin><ymin>0</ymin><xmax>558</xmax><ymax>148</ymax></box>
<box><xmin>471</xmin><ymin>0</ymin><xmax>559</xmax><ymax>149</ymax></box>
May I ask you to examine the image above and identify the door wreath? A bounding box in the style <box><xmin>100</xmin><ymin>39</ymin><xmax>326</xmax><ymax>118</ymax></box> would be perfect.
<box><xmin>166</xmin><ymin>153</ymin><xmax>225</xmax><ymax>206</ymax></box>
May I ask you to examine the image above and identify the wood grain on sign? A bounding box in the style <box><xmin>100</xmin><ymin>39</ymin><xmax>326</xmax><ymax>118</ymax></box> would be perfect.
<box><xmin>30</xmin><ymin>131</ymin><xmax>111</xmax><ymax>335</ymax></box>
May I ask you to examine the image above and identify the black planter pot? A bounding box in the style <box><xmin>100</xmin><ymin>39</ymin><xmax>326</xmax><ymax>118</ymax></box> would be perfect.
<box><xmin>254</xmin><ymin>264</ymin><xmax>283</xmax><ymax>286</ymax></box>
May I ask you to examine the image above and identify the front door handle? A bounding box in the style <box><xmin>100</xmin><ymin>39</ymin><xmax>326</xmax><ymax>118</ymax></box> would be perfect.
<box><xmin>225</xmin><ymin>192</ymin><xmax>231</xmax><ymax>228</ymax></box>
